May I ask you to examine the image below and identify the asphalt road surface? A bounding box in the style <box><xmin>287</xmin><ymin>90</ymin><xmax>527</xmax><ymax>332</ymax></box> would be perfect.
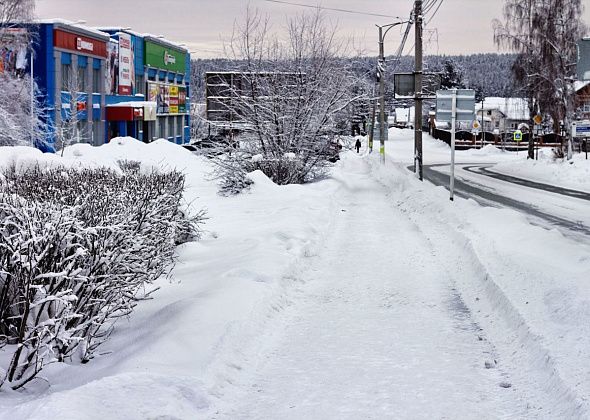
<box><xmin>418</xmin><ymin>163</ymin><xmax>590</xmax><ymax>238</ymax></box>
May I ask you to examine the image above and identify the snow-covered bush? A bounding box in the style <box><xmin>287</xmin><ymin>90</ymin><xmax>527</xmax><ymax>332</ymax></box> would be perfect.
<box><xmin>0</xmin><ymin>162</ymin><xmax>205</xmax><ymax>390</ymax></box>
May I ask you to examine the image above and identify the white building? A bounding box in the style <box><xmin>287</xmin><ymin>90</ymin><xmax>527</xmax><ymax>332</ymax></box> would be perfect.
<box><xmin>475</xmin><ymin>97</ymin><xmax>529</xmax><ymax>133</ymax></box>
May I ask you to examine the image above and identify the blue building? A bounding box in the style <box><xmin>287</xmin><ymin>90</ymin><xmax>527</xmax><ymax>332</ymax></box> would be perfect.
<box><xmin>2</xmin><ymin>20</ymin><xmax>191</xmax><ymax>150</ymax></box>
<box><xmin>99</xmin><ymin>29</ymin><xmax>191</xmax><ymax>144</ymax></box>
<box><xmin>5</xmin><ymin>20</ymin><xmax>111</xmax><ymax>150</ymax></box>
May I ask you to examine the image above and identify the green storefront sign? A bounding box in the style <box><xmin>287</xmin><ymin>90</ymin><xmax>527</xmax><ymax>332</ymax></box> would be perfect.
<box><xmin>145</xmin><ymin>41</ymin><xmax>186</xmax><ymax>73</ymax></box>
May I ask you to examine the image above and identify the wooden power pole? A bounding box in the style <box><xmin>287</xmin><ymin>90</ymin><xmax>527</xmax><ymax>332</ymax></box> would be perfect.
<box><xmin>414</xmin><ymin>0</ymin><xmax>423</xmax><ymax>180</ymax></box>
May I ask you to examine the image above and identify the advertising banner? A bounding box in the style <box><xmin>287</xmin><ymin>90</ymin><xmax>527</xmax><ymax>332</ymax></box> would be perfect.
<box><xmin>156</xmin><ymin>84</ymin><xmax>169</xmax><ymax>114</ymax></box>
<box><xmin>105</xmin><ymin>40</ymin><xmax>119</xmax><ymax>95</ymax></box>
<box><xmin>145</xmin><ymin>41</ymin><xmax>186</xmax><ymax>73</ymax></box>
<box><xmin>118</xmin><ymin>33</ymin><xmax>134</xmax><ymax>95</ymax></box>
<box><xmin>169</xmin><ymin>86</ymin><xmax>179</xmax><ymax>114</ymax></box>
<box><xmin>148</xmin><ymin>82</ymin><xmax>158</xmax><ymax>102</ymax></box>
<box><xmin>178</xmin><ymin>86</ymin><xmax>187</xmax><ymax>113</ymax></box>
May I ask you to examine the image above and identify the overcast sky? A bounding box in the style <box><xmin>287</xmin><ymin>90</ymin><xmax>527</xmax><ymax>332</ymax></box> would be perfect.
<box><xmin>36</xmin><ymin>0</ymin><xmax>590</xmax><ymax>58</ymax></box>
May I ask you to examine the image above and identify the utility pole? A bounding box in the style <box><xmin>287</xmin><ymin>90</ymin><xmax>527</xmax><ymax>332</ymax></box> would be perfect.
<box><xmin>450</xmin><ymin>89</ymin><xmax>457</xmax><ymax>201</ymax></box>
<box><xmin>414</xmin><ymin>0</ymin><xmax>423</xmax><ymax>180</ymax></box>
<box><xmin>378</xmin><ymin>26</ymin><xmax>386</xmax><ymax>163</ymax></box>
<box><xmin>30</xmin><ymin>47</ymin><xmax>35</xmax><ymax>147</ymax></box>
<box><xmin>375</xmin><ymin>21</ymin><xmax>407</xmax><ymax>163</ymax></box>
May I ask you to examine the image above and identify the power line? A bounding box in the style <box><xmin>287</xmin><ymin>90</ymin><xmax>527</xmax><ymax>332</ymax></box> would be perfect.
<box><xmin>260</xmin><ymin>0</ymin><xmax>402</xmax><ymax>19</ymax></box>
<box><xmin>425</xmin><ymin>0</ymin><xmax>445</xmax><ymax>26</ymax></box>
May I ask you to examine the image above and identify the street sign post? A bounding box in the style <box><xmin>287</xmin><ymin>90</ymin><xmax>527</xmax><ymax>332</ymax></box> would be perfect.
<box><xmin>436</xmin><ymin>89</ymin><xmax>476</xmax><ymax>123</ymax></box>
<box><xmin>436</xmin><ymin>89</ymin><xmax>475</xmax><ymax>201</ymax></box>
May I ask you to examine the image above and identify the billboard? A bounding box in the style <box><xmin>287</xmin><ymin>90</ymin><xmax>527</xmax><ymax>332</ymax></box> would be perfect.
<box><xmin>118</xmin><ymin>33</ymin><xmax>134</xmax><ymax>95</ymax></box>
<box><xmin>145</xmin><ymin>41</ymin><xmax>186</xmax><ymax>73</ymax></box>
<box><xmin>148</xmin><ymin>83</ymin><xmax>187</xmax><ymax>115</ymax></box>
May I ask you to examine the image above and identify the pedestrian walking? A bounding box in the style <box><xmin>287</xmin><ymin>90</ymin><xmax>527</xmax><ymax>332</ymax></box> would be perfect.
<box><xmin>355</xmin><ymin>138</ymin><xmax>361</xmax><ymax>153</ymax></box>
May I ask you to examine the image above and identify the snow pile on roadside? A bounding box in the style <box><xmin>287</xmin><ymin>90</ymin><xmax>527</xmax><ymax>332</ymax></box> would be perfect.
<box><xmin>485</xmin><ymin>149</ymin><xmax>590</xmax><ymax>192</ymax></box>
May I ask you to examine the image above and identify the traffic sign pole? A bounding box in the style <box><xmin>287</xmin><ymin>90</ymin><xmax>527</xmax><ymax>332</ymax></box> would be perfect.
<box><xmin>450</xmin><ymin>89</ymin><xmax>457</xmax><ymax>201</ymax></box>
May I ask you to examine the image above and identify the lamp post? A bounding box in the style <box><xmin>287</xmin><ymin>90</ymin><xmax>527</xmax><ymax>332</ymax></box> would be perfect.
<box><xmin>376</xmin><ymin>21</ymin><xmax>407</xmax><ymax>164</ymax></box>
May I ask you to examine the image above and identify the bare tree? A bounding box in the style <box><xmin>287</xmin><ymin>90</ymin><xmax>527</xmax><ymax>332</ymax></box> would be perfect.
<box><xmin>211</xmin><ymin>7</ymin><xmax>367</xmax><ymax>191</ymax></box>
<box><xmin>493</xmin><ymin>0</ymin><xmax>587</xmax><ymax>139</ymax></box>
<box><xmin>0</xmin><ymin>0</ymin><xmax>34</xmax><ymax>32</ymax></box>
<box><xmin>56</xmin><ymin>74</ymin><xmax>90</xmax><ymax>154</ymax></box>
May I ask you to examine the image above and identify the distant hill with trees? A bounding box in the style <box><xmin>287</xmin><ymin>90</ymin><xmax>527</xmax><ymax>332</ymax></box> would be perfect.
<box><xmin>191</xmin><ymin>53</ymin><xmax>518</xmax><ymax>103</ymax></box>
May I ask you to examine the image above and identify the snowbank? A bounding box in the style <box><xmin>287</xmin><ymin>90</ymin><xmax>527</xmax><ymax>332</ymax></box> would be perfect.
<box><xmin>493</xmin><ymin>150</ymin><xmax>590</xmax><ymax>192</ymax></box>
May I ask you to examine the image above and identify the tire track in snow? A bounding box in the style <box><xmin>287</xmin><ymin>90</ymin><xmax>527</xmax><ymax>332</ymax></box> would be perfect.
<box><xmin>389</xmin><ymin>161</ymin><xmax>589</xmax><ymax>418</ymax></box>
<box><xmin>212</xmin><ymin>156</ymin><xmax>533</xmax><ymax>419</ymax></box>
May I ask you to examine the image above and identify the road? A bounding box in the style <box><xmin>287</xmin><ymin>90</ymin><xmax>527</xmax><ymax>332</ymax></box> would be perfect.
<box><xmin>419</xmin><ymin>163</ymin><xmax>590</xmax><ymax>238</ymax></box>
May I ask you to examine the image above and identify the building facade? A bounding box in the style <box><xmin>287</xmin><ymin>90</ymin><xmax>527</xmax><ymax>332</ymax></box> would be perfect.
<box><xmin>100</xmin><ymin>30</ymin><xmax>191</xmax><ymax>144</ymax></box>
<box><xmin>2</xmin><ymin>20</ymin><xmax>190</xmax><ymax>151</ymax></box>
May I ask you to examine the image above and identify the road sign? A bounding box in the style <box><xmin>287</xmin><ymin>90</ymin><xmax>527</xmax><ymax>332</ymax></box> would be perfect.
<box><xmin>436</xmin><ymin>89</ymin><xmax>475</xmax><ymax>123</ymax></box>
<box><xmin>513</xmin><ymin>130</ymin><xmax>523</xmax><ymax>142</ymax></box>
<box><xmin>572</xmin><ymin>121</ymin><xmax>590</xmax><ymax>137</ymax></box>
<box><xmin>533</xmin><ymin>114</ymin><xmax>543</xmax><ymax>125</ymax></box>
<box><xmin>577</xmin><ymin>38</ymin><xmax>590</xmax><ymax>81</ymax></box>
<box><xmin>472</xmin><ymin>120</ymin><xmax>480</xmax><ymax>130</ymax></box>
<box><xmin>394</xmin><ymin>73</ymin><xmax>441</xmax><ymax>98</ymax></box>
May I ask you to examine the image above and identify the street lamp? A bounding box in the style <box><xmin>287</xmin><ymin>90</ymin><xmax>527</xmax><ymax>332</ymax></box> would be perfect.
<box><xmin>376</xmin><ymin>21</ymin><xmax>410</xmax><ymax>164</ymax></box>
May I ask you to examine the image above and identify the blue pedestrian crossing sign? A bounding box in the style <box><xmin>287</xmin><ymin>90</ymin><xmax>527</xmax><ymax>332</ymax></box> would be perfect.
<box><xmin>513</xmin><ymin>130</ymin><xmax>523</xmax><ymax>142</ymax></box>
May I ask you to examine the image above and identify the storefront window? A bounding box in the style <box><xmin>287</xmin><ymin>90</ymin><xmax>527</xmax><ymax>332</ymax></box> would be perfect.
<box><xmin>177</xmin><ymin>115</ymin><xmax>183</xmax><ymax>138</ymax></box>
<box><xmin>158</xmin><ymin>117</ymin><xmax>166</xmax><ymax>139</ymax></box>
<box><xmin>93</xmin><ymin>68</ymin><xmax>100</xmax><ymax>93</ymax></box>
<box><xmin>135</xmin><ymin>75</ymin><xmax>144</xmax><ymax>95</ymax></box>
<box><xmin>169</xmin><ymin>117</ymin><xmax>175</xmax><ymax>140</ymax></box>
<box><xmin>77</xmin><ymin>66</ymin><xmax>86</xmax><ymax>92</ymax></box>
<box><xmin>62</xmin><ymin>63</ymin><xmax>71</xmax><ymax>90</ymax></box>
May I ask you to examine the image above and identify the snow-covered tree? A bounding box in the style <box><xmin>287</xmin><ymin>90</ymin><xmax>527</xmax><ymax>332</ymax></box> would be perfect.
<box><xmin>494</xmin><ymin>0</ymin><xmax>587</xmax><ymax>136</ymax></box>
<box><xmin>0</xmin><ymin>0</ymin><xmax>34</xmax><ymax>32</ymax></box>
<box><xmin>211</xmin><ymin>7</ymin><xmax>366</xmax><ymax>191</ymax></box>
<box><xmin>0</xmin><ymin>0</ymin><xmax>51</xmax><ymax>149</ymax></box>
<box><xmin>438</xmin><ymin>59</ymin><xmax>465</xmax><ymax>90</ymax></box>
<box><xmin>56</xmin><ymin>74</ymin><xmax>89</xmax><ymax>153</ymax></box>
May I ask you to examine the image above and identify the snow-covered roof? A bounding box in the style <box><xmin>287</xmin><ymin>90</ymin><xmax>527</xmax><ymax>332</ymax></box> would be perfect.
<box><xmin>477</xmin><ymin>97</ymin><xmax>529</xmax><ymax>121</ymax></box>
<box><xmin>107</xmin><ymin>101</ymin><xmax>156</xmax><ymax>108</ymax></box>
<box><xmin>575</xmin><ymin>80</ymin><xmax>590</xmax><ymax>92</ymax></box>
<box><xmin>143</xmin><ymin>34</ymin><xmax>188</xmax><ymax>53</ymax></box>
<box><xmin>95</xmin><ymin>27</ymin><xmax>145</xmax><ymax>38</ymax></box>
<box><xmin>36</xmin><ymin>19</ymin><xmax>110</xmax><ymax>40</ymax></box>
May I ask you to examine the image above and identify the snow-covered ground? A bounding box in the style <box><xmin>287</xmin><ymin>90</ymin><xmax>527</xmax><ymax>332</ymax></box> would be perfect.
<box><xmin>0</xmin><ymin>132</ymin><xmax>589</xmax><ymax>419</ymax></box>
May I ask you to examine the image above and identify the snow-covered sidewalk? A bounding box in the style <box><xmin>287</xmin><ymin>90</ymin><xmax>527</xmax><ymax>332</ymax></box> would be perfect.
<box><xmin>212</xmin><ymin>156</ymin><xmax>531</xmax><ymax>419</ymax></box>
